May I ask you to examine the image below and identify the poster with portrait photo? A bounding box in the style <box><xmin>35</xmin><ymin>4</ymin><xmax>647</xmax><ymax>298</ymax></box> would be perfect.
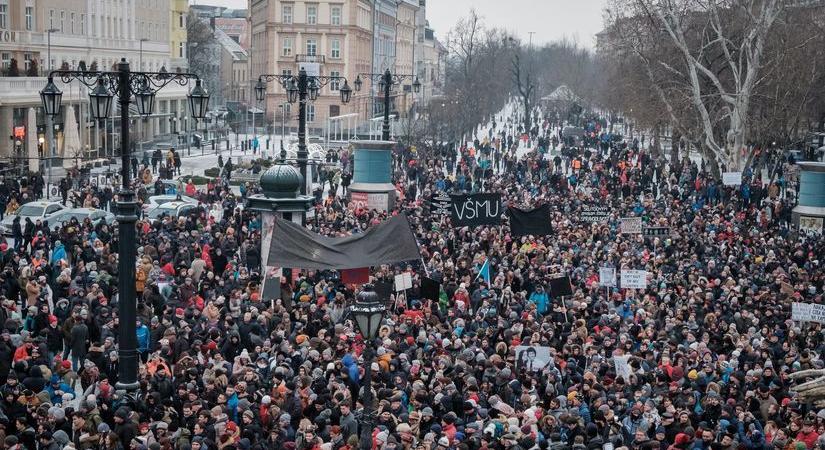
<box><xmin>515</xmin><ymin>345</ymin><xmax>552</xmax><ymax>372</ymax></box>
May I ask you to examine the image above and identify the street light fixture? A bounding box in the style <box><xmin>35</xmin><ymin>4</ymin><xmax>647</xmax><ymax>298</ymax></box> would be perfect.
<box><xmin>40</xmin><ymin>77</ymin><xmax>63</xmax><ymax>116</ymax></box>
<box><xmin>39</xmin><ymin>59</ymin><xmax>208</xmax><ymax>394</ymax></box>
<box><xmin>254</xmin><ymin>79</ymin><xmax>267</xmax><ymax>102</ymax></box>
<box><xmin>88</xmin><ymin>77</ymin><xmax>112</xmax><ymax>120</ymax></box>
<box><xmin>134</xmin><ymin>80</ymin><xmax>155</xmax><ymax>117</ymax></box>
<box><xmin>353</xmin><ymin>68</ymin><xmax>419</xmax><ymax>140</ymax></box>
<box><xmin>188</xmin><ymin>79</ymin><xmax>210</xmax><ymax>120</ymax></box>
<box><xmin>349</xmin><ymin>284</ymin><xmax>386</xmax><ymax>450</ymax></box>
<box><xmin>255</xmin><ymin>68</ymin><xmax>351</xmax><ymax>208</ymax></box>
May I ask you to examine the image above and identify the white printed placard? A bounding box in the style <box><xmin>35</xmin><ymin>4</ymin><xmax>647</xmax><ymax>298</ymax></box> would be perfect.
<box><xmin>792</xmin><ymin>302</ymin><xmax>825</xmax><ymax>323</ymax></box>
<box><xmin>394</xmin><ymin>272</ymin><xmax>412</xmax><ymax>292</ymax></box>
<box><xmin>599</xmin><ymin>267</ymin><xmax>616</xmax><ymax>287</ymax></box>
<box><xmin>620</xmin><ymin>217</ymin><xmax>642</xmax><ymax>234</ymax></box>
<box><xmin>620</xmin><ymin>269</ymin><xmax>648</xmax><ymax>289</ymax></box>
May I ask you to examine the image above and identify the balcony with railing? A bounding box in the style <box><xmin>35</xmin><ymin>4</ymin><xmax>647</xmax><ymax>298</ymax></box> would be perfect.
<box><xmin>295</xmin><ymin>54</ymin><xmax>325</xmax><ymax>63</ymax></box>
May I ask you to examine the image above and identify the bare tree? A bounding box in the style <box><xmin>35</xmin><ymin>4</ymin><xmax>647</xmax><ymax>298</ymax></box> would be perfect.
<box><xmin>511</xmin><ymin>46</ymin><xmax>537</xmax><ymax>134</ymax></box>
<box><xmin>605</xmin><ymin>0</ymin><xmax>785</xmax><ymax>172</ymax></box>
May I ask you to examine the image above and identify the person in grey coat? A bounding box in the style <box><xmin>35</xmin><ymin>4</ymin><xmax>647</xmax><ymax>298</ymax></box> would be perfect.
<box><xmin>70</xmin><ymin>318</ymin><xmax>89</xmax><ymax>371</ymax></box>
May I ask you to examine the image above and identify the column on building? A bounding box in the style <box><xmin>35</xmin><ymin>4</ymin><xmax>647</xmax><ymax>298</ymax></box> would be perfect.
<box><xmin>0</xmin><ymin>107</ymin><xmax>12</xmax><ymax>159</ymax></box>
<box><xmin>130</xmin><ymin>0</ymin><xmax>136</xmax><ymax>40</ymax></box>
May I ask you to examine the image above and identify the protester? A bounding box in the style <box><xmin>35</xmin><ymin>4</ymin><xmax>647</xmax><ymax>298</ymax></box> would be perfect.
<box><xmin>0</xmin><ymin>100</ymin><xmax>821</xmax><ymax>450</ymax></box>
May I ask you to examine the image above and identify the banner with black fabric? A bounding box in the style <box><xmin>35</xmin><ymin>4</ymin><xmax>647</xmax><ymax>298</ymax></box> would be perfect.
<box><xmin>421</xmin><ymin>277</ymin><xmax>441</xmax><ymax>301</ymax></box>
<box><xmin>267</xmin><ymin>213</ymin><xmax>421</xmax><ymax>270</ymax></box>
<box><xmin>508</xmin><ymin>204</ymin><xmax>553</xmax><ymax>237</ymax></box>
<box><xmin>450</xmin><ymin>193</ymin><xmax>503</xmax><ymax>226</ymax></box>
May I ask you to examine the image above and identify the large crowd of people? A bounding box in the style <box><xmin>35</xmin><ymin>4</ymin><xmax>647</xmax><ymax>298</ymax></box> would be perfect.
<box><xmin>0</xmin><ymin>103</ymin><xmax>822</xmax><ymax>450</ymax></box>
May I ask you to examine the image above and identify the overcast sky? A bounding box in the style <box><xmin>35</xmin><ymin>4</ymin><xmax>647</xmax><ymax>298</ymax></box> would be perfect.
<box><xmin>427</xmin><ymin>0</ymin><xmax>608</xmax><ymax>48</ymax></box>
<box><xmin>192</xmin><ymin>0</ymin><xmax>608</xmax><ymax>49</ymax></box>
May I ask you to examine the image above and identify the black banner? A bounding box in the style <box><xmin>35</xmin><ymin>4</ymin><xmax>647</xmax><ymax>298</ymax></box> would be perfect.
<box><xmin>548</xmin><ymin>275</ymin><xmax>573</xmax><ymax>297</ymax></box>
<box><xmin>267</xmin><ymin>214</ymin><xmax>421</xmax><ymax>269</ymax></box>
<box><xmin>642</xmin><ymin>226</ymin><xmax>671</xmax><ymax>237</ymax></box>
<box><xmin>450</xmin><ymin>193</ymin><xmax>503</xmax><ymax>226</ymax></box>
<box><xmin>421</xmin><ymin>277</ymin><xmax>441</xmax><ymax>301</ymax></box>
<box><xmin>508</xmin><ymin>205</ymin><xmax>553</xmax><ymax>237</ymax></box>
<box><xmin>580</xmin><ymin>205</ymin><xmax>611</xmax><ymax>223</ymax></box>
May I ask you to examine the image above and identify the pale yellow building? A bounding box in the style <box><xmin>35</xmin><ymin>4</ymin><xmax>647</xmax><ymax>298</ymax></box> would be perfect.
<box><xmin>169</xmin><ymin>0</ymin><xmax>188</xmax><ymax>71</ymax></box>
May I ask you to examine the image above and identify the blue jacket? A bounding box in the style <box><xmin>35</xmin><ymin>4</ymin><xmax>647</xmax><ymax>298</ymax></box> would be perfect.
<box><xmin>529</xmin><ymin>290</ymin><xmax>550</xmax><ymax>315</ymax></box>
<box><xmin>136</xmin><ymin>324</ymin><xmax>150</xmax><ymax>352</ymax></box>
<box><xmin>45</xmin><ymin>381</ymin><xmax>75</xmax><ymax>404</ymax></box>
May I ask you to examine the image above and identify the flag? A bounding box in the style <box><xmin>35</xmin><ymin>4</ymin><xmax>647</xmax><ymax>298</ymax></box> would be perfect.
<box><xmin>475</xmin><ymin>258</ymin><xmax>491</xmax><ymax>284</ymax></box>
<box><xmin>341</xmin><ymin>268</ymin><xmax>370</xmax><ymax>285</ymax></box>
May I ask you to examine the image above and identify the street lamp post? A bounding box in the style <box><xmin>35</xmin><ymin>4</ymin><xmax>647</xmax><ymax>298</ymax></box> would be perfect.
<box><xmin>349</xmin><ymin>284</ymin><xmax>387</xmax><ymax>450</ymax></box>
<box><xmin>353</xmin><ymin>69</ymin><xmax>420</xmax><ymax>141</ymax></box>
<box><xmin>254</xmin><ymin>68</ymin><xmax>352</xmax><ymax>196</ymax></box>
<box><xmin>139</xmin><ymin>38</ymin><xmax>149</xmax><ymax>163</ymax></box>
<box><xmin>45</xmin><ymin>28</ymin><xmax>60</xmax><ymax>190</ymax></box>
<box><xmin>279</xmin><ymin>103</ymin><xmax>287</xmax><ymax>156</ymax></box>
<box><xmin>40</xmin><ymin>59</ymin><xmax>209</xmax><ymax>393</ymax></box>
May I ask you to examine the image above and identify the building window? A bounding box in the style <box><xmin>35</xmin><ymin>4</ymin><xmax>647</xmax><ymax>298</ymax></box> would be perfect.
<box><xmin>306</xmin><ymin>103</ymin><xmax>315</xmax><ymax>122</ymax></box>
<box><xmin>281</xmin><ymin>69</ymin><xmax>292</xmax><ymax>91</ymax></box>
<box><xmin>0</xmin><ymin>1</ymin><xmax>7</xmax><ymax>29</ymax></box>
<box><xmin>80</xmin><ymin>14</ymin><xmax>85</xmax><ymax>34</ymax></box>
<box><xmin>282</xmin><ymin>4</ymin><xmax>292</xmax><ymax>24</ymax></box>
<box><xmin>71</xmin><ymin>12</ymin><xmax>75</xmax><ymax>34</ymax></box>
<box><xmin>306</xmin><ymin>38</ymin><xmax>316</xmax><ymax>56</ymax></box>
<box><xmin>1</xmin><ymin>53</ymin><xmax>9</xmax><ymax>69</ymax></box>
<box><xmin>330</xmin><ymin>39</ymin><xmax>341</xmax><ymax>59</ymax></box>
<box><xmin>25</xmin><ymin>6</ymin><xmax>34</xmax><ymax>30</ymax></box>
<box><xmin>179</xmin><ymin>13</ymin><xmax>184</xmax><ymax>28</ymax></box>
<box><xmin>306</xmin><ymin>5</ymin><xmax>317</xmax><ymax>24</ymax></box>
<box><xmin>282</xmin><ymin>37</ymin><xmax>293</xmax><ymax>56</ymax></box>
<box><xmin>331</xmin><ymin>5</ymin><xmax>341</xmax><ymax>25</ymax></box>
<box><xmin>60</xmin><ymin>10</ymin><xmax>65</xmax><ymax>32</ymax></box>
<box><xmin>23</xmin><ymin>53</ymin><xmax>31</xmax><ymax>70</ymax></box>
<box><xmin>179</xmin><ymin>42</ymin><xmax>185</xmax><ymax>58</ymax></box>
<box><xmin>330</xmin><ymin>70</ymin><xmax>340</xmax><ymax>91</ymax></box>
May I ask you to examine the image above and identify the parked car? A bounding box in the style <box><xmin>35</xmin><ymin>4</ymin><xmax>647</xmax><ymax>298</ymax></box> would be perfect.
<box><xmin>47</xmin><ymin>208</ymin><xmax>116</xmax><ymax>230</ymax></box>
<box><xmin>0</xmin><ymin>201</ymin><xmax>66</xmax><ymax>235</ymax></box>
<box><xmin>145</xmin><ymin>201</ymin><xmax>202</xmax><ymax>221</ymax></box>
<box><xmin>142</xmin><ymin>194</ymin><xmax>197</xmax><ymax>216</ymax></box>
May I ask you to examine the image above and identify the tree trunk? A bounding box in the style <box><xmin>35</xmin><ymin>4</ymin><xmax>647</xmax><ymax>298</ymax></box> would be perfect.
<box><xmin>652</xmin><ymin>124</ymin><xmax>661</xmax><ymax>158</ymax></box>
<box><xmin>671</xmin><ymin>129</ymin><xmax>681</xmax><ymax>164</ymax></box>
<box><xmin>523</xmin><ymin>97</ymin><xmax>531</xmax><ymax>135</ymax></box>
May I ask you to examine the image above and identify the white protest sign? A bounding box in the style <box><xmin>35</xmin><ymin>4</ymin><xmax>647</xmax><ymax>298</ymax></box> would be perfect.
<box><xmin>614</xmin><ymin>355</ymin><xmax>632</xmax><ymax>381</ymax></box>
<box><xmin>620</xmin><ymin>269</ymin><xmax>648</xmax><ymax>289</ymax></box>
<box><xmin>515</xmin><ymin>346</ymin><xmax>552</xmax><ymax>372</ymax></box>
<box><xmin>394</xmin><ymin>272</ymin><xmax>412</xmax><ymax>292</ymax></box>
<box><xmin>722</xmin><ymin>172</ymin><xmax>742</xmax><ymax>186</ymax></box>
<box><xmin>792</xmin><ymin>302</ymin><xmax>825</xmax><ymax>323</ymax></box>
<box><xmin>599</xmin><ymin>267</ymin><xmax>616</xmax><ymax>287</ymax></box>
<box><xmin>620</xmin><ymin>217</ymin><xmax>642</xmax><ymax>234</ymax></box>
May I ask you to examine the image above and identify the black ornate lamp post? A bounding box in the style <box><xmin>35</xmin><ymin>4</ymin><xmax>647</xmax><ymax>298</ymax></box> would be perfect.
<box><xmin>40</xmin><ymin>58</ymin><xmax>209</xmax><ymax>392</ymax></box>
<box><xmin>353</xmin><ymin>69</ymin><xmax>420</xmax><ymax>141</ymax></box>
<box><xmin>349</xmin><ymin>284</ymin><xmax>386</xmax><ymax>450</ymax></box>
<box><xmin>254</xmin><ymin>69</ymin><xmax>352</xmax><ymax>196</ymax></box>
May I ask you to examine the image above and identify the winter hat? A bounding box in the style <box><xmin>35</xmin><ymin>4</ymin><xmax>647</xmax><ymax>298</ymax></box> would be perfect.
<box><xmin>48</xmin><ymin>406</ymin><xmax>66</xmax><ymax>421</ymax></box>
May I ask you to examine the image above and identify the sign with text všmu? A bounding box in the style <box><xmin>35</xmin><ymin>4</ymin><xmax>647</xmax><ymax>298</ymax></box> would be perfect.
<box><xmin>450</xmin><ymin>193</ymin><xmax>502</xmax><ymax>226</ymax></box>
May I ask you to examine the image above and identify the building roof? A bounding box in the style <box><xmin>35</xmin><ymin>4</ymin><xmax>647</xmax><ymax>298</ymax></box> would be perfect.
<box><xmin>214</xmin><ymin>27</ymin><xmax>247</xmax><ymax>61</ymax></box>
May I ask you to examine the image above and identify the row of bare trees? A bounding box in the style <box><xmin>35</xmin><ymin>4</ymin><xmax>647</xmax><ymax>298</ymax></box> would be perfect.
<box><xmin>598</xmin><ymin>0</ymin><xmax>825</xmax><ymax>173</ymax></box>
<box><xmin>403</xmin><ymin>11</ymin><xmax>602</xmax><ymax>154</ymax></box>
